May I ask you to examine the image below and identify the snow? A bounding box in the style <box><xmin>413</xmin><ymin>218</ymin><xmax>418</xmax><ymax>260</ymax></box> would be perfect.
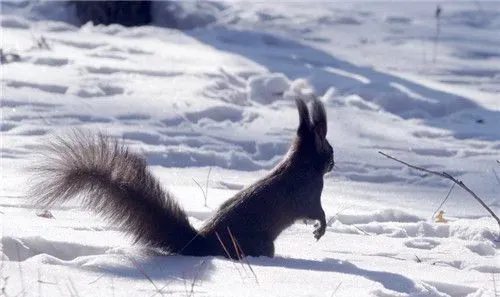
<box><xmin>1</xmin><ymin>1</ymin><xmax>499</xmax><ymax>296</ymax></box>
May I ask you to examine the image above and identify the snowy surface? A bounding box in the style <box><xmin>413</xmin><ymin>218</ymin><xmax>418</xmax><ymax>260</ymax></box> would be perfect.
<box><xmin>1</xmin><ymin>1</ymin><xmax>499</xmax><ymax>296</ymax></box>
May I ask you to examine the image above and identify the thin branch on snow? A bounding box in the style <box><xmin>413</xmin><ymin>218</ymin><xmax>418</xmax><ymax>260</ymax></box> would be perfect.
<box><xmin>493</xmin><ymin>169</ymin><xmax>500</xmax><ymax>186</ymax></box>
<box><xmin>185</xmin><ymin>260</ymin><xmax>207</xmax><ymax>297</ymax></box>
<box><xmin>330</xmin><ymin>282</ymin><xmax>342</xmax><ymax>297</ymax></box>
<box><xmin>192</xmin><ymin>167</ymin><xmax>212</xmax><ymax>208</ymax></box>
<box><xmin>430</xmin><ymin>183</ymin><xmax>455</xmax><ymax>221</ymax></box>
<box><xmin>127</xmin><ymin>256</ymin><xmax>164</xmax><ymax>297</ymax></box>
<box><xmin>378</xmin><ymin>151</ymin><xmax>500</xmax><ymax>240</ymax></box>
<box><xmin>192</xmin><ymin>178</ymin><xmax>207</xmax><ymax>206</ymax></box>
<box><xmin>492</xmin><ymin>273</ymin><xmax>498</xmax><ymax>297</ymax></box>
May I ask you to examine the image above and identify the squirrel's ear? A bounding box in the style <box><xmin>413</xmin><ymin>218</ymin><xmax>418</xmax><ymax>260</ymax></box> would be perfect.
<box><xmin>311</xmin><ymin>98</ymin><xmax>327</xmax><ymax>140</ymax></box>
<box><xmin>295</xmin><ymin>98</ymin><xmax>311</xmax><ymax>136</ymax></box>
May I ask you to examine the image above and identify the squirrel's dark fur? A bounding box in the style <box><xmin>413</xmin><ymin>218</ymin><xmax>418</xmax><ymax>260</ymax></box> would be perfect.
<box><xmin>28</xmin><ymin>98</ymin><xmax>334</xmax><ymax>258</ymax></box>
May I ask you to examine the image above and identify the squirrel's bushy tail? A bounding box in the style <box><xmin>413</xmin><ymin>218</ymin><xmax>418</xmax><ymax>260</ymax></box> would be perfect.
<box><xmin>28</xmin><ymin>130</ymin><xmax>200</xmax><ymax>254</ymax></box>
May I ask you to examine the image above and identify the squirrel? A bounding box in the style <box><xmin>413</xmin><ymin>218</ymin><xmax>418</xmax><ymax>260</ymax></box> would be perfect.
<box><xmin>28</xmin><ymin>97</ymin><xmax>334</xmax><ymax>258</ymax></box>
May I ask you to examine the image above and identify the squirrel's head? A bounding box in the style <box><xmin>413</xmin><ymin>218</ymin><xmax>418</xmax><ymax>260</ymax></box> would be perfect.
<box><xmin>294</xmin><ymin>97</ymin><xmax>334</xmax><ymax>174</ymax></box>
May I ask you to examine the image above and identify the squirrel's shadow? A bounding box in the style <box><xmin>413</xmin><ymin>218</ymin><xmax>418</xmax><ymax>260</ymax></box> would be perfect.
<box><xmin>84</xmin><ymin>254</ymin><xmax>216</xmax><ymax>282</ymax></box>
<box><xmin>80</xmin><ymin>253</ymin><xmax>418</xmax><ymax>294</ymax></box>
<box><xmin>251</xmin><ymin>256</ymin><xmax>419</xmax><ymax>294</ymax></box>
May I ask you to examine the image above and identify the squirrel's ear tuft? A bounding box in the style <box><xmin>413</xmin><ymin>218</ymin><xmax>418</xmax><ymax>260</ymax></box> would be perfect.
<box><xmin>311</xmin><ymin>99</ymin><xmax>327</xmax><ymax>140</ymax></box>
<box><xmin>295</xmin><ymin>98</ymin><xmax>311</xmax><ymax>136</ymax></box>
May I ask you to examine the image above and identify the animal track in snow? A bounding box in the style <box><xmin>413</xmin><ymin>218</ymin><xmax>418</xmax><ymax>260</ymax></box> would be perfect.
<box><xmin>0</xmin><ymin>122</ymin><xmax>16</xmax><ymax>132</ymax></box>
<box><xmin>470</xmin><ymin>265</ymin><xmax>500</xmax><ymax>273</ymax></box>
<box><xmin>13</xmin><ymin>127</ymin><xmax>48</xmax><ymax>136</ymax></box>
<box><xmin>50</xmin><ymin>114</ymin><xmax>113</xmax><ymax>124</ymax></box>
<box><xmin>1</xmin><ymin>16</ymin><xmax>30</xmax><ymax>29</ymax></box>
<box><xmin>122</xmin><ymin>131</ymin><xmax>162</xmax><ymax>146</ymax></box>
<box><xmin>410</xmin><ymin>147</ymin><xmax>458</xmax><ymax>158</ymax></box>
<box><xmin>50</xmin><ymin>38</ymin><xmax>107</xmax><ymax>50</ymax></box>
<box><xmin>412</xmin><ymin>130</ymin><xmax>449</xmax><ymax>139</ymax></box>
<box><xmin>404</xmin><ymin>238</ymin><xmax>441</xmax><ymax>250</ymax></box>
<box><xmin>32</xmin><ymin>56</ymin><xmax>69</xmax><ymax>67</ymax></box>
<box><xmin>421</xmin><ymin>281</ymin><xmax>479</xmax><ymax>297</ymax></box>
<box><xmin>385</xmin><ymin>16</ymin><xmax>413</xmax><ymax>25</ymax></box>
<box><xmin>116</xmin><ymin>113</ymin><xmax>151</xmax><ymax>121</ymax></box>
<box><xmin>185</xmin><ymin>106</ymin><xmax>244</xmax><ymax>123</ymax></box>
<box><xmin>85</xmin><ymin>65</ymin><xmax>183</xmax><ymax>78</ymax></box>
<box><xmin>1</xmin><ymin>235</ymin><xmax>109</xmax><ymax>262</ymax></box>
<box><xmin>6</xmin><ymin>80</ymin><xmax>68</xmax><ymax>94</ymax></box>
<box><xmin>103</xmin><ymin>45</ymin><xmax>154</xmax><ymax>56</ymax></box>
<box><xmin>465</xmin><ymin>241</ymin><xmax>496</xmax><ymax>256</ymax></box>
<box><xmin>87</xmin><ymin>52</ymin><xmax>127</xmax><ymax>61</ymax></box>
<box><xmin>1</xmin><ymin>99</ymin><xmax>57</xmax><ymax>109</ymax></box>
<box><xmin>66</xmin><ymin>83</ymin><xmax>125</xmax><ymax>98</ymax></box>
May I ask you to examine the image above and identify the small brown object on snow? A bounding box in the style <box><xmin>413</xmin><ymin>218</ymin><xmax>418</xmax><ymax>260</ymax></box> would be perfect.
<box><xmin>434</xmin><ymin>210</ymin><xmax>447</xmax><ymax>223</ymax></box>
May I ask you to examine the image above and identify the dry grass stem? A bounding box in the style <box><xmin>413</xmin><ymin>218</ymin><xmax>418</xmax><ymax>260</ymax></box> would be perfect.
<box><xmin>379</xmin><ymin>151</ymin><xmax>500</xmax><ymax>239</ymax></box>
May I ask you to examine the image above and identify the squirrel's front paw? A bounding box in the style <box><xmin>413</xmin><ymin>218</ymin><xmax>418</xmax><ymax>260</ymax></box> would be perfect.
<box><xmin>313</xmin><ymin>223</ymin><xmax>326</xmax><ymax>240</ymax></box>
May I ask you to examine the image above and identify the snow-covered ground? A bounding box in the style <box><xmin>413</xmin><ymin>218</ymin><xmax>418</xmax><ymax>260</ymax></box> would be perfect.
<box><xmin>1</xmin><ymin>1</ymin><xmax>499</xmax><ymax>296</ymax></box>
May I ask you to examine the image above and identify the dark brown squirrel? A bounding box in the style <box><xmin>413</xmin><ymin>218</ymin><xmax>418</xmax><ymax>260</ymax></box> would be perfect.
<box><xmin>28</xmin><ymin>97</ymin><xmax>334</xmax><ymax>258</ymax></box>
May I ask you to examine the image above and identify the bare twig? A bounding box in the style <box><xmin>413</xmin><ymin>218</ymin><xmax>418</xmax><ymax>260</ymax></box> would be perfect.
<box><xmin>127</xmin><ymin>256</ymin><xmax>164</xmax><ymax>297</ymax></box>
<box><xmin>1</xmin><ymin>277</ymin><xmax>9</xmax><ymax>297</ymax></box>
<box><xmin>65</xmin><ymin>282</ymin><xmax>76</xmax><ymax>297</ymax></box>
<box><xmin>179</xmin><ymin>233</ymin><xmax>201</xmax><ymax>256</ymax></box>
<box><xmin>354</xmin><ymin>225</ymin><xmax>370</xmax><ymax>236</ymax></box>
<box><xmin>430</xmin><ymin>183</ymin><xmax>455</xmax><ymax>221</ymax></box>
<box><xmin>433</xmin><ymin>5</ymin><xmax>442</xmax><ymax>63</ymax></box>
<box><xmin>182</xmin><ymin>275</ymin><xmax>189</xmax><ymax>297</ymax></box>
<box><xmin>493</xmin><ymin>169</ymin><xmax>500</xmax><ymax>186</ymax></box>
<box><xmin>215</xmin><ymin>229</ymin><xmax>259</xmax><ymax>284</ymax></box>
<box><xmin>227</xmin><ymin>228</ymin><xmax>242</xmax><ymax>262</ymax></box>
<box><xmin>214</xmin><ymin>232</ymin><xmax>232</xmax><ymax>260</ymax></box>
<box><xmin>87</xmin><ymin>274</ymin><xmax>105</xmax><ymax>285</ymax></box>
<box><xmin>205</xmin><ymin>167</ymin><xmax>212</xmax><ymax>207</ymax></box>
<box><xmin>67</xmin><ymin>276</ymin><xmax>80</xmax><ymax>297</ymax></box>
<box><xmin>29</xmin><ymin>33</ymin><xmax>51</xmax><ymax>50</ymax></box>
<box><xmin>53</xmin><ymin>276</ymin><xmax>64</xmax><ymax>297</ymax></box>
<box><xmin>227</xmin><ymin>228</ymin><xmax>259</xmax><ymax>284</ymax></box>
<box><xmin>239</xmin><ymin>252</ymin><xmax>259</xmax><ymax>285</ymax></box>
<box><xmin>379</xmin><ymin>151</ymin><xmax>500</xmax><ymax>239</ymax></box>
<box><xmin>187</xmin><ymin>260</ymin><xmax>206</xmax><ymax>297</ymax></box>
<box><xmin>192</xmin><ymin>167</ymin><xmax>212</xmax><ymax>207</ymax></box>
<box><xmin>1</xmin><ymin>220</ymin><xmax>7</xmax><ymax>297</ymax></box>
<box><xmin>15</xmin><ymin>243</ymin><xmax>25</xmax><ymax>297</ymax></box>
<box><xmin>149</xmin><ymin>282</ymin><xmax>173</xmax><ymax>297</ymax></box>
<box><xmin>326</xmin><ymin>204</ymin><xmax>353</xmax><ymax>225</ymax></box>
<box><xmin>192</xmin><ymin>179</ymin><xmax>205</xmax><ymax>201</ymax></box>
<box><xmin>213</xmin><ymin>237</ymin><xmax>247</xmax><ymax>282</ymax></box>
<box><xmin>330</xmin><ymin>282</ymin><xmax>342</xmax><ymax>297</ymax></box>
<box><xmin>492</xmin><ymin>273</ymin><xmax>498</xmax><ymax>297</ymax></box>
<box><xmin>38</xmin><ymin>267</ymin><xmax>42</xmax><ymax>297</ymax></box>
<box><xmin>325</xmin><ymin>205</ymin><xmax>370</xmax><ymax>235</ymax></box>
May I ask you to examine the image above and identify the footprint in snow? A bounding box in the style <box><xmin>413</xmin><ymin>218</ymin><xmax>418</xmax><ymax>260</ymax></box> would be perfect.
<box><xmin>404</xmin><ymin>238</ymin><xmax>441</xmax><ymax>250</ymax></box>
<box><xmin>31</xmin><ymin>57</ymin><xmax>69</xmax><ymax>67</ymax></box>
<box><xmin>85</xmin><ymin>65</ymin><xmax>182</xmax><ymax>78</ymax></box>
<box><xmin>6</xmin><ymin>80</ymin><xmax>68</xmax><ymax>94</ymax></box>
